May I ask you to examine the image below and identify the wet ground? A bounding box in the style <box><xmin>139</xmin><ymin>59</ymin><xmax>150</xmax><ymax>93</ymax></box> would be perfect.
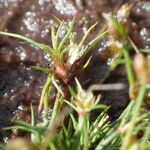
<box><xmin>0</xmin><ymin>0</ymin><xmax>150</xmax><ymax>141</ymax></box>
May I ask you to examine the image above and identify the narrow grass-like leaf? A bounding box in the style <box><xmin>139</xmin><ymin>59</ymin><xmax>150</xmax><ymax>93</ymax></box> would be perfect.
<box><xmin>0</xmin><ymin>32</ymin><xmax>50</xmax><ymax>53</ymax></box>
<box><xmin>48</xmin><ymin>93</ymin><xmax>62</xmax><ymax>129</ymax></box>
<box><xmin>31</xmin><ymin>104</ymin><xmax>35</xmax><ymax>127</ymax></box>
<box><xmin>122</xmin><ymin>46</ymin><xmax>135</xmax><ymax>86</ymax></box>
<box><xmin>52</xmin><ymin>76</ymin><xmax>64</xmax><ymax>96</ymax></box>
<box><xmin>75</xmin><ymin>78</ymin><xmax>83</xmax><ymax>93</ymax></box>
<box><xmin>58</xmin><ymin>18</ymin><xmax>75</xmax><ymax>52</ymax></box>
<box><xmin>140</xmin><ymin>49</ymin><xmax>150</xmax><ymax>53</ymax></box>
<box><xmin>38</xmin><ymin>75</ymin><xmax>53</xmax><ymax>112</ymax></box>
<box><xmin>128</xmin><ymin>37</ymin><xmax>140</xmax><ymax>53</ymax></box>
<box><xmin>3</xmin><ymin>120</ymin><xmax>41</xmax><ymax>135</ymax></box>
<box><xmin>70</xmin><ymin>114</ymin><xmax>78</xmax><ymax>130</ymax></box>
<box><xmin>78</xmin><ymin>22</ymin><xmax>98</xmax><ymax>48</ymax></box>
<box><xmin>83</xmin><ymin>30</ymin><xmax>108</xmax><ymax>56</ymax></box>
<box><xmin>31</xmin><ymin>104</ymin><xmax>36</xmax><ymax>142</ymax></box>
<box><xmin>51</xmin><ymin>26</ymin><xmax>57</xmax><ymax>49</ymax></box>
<box><xmin>32</xmin><ymin>66</ymin><xmax>49</xmax><ymax>73</ymax></box>
<box><xmin>83</xmin><ymin>56</ymin><xmax>92</xmax><ymax>69</ymax></box>
<box><xmin>91</xmin><ymin>104</ymin><xmax>108</xmax><ymax>111</ymax></box>
<box><xmin>65</xmin><ymin>100</ymin><xmax>77</xmax><ymax>111</ymax></box>
<box><xmin>68</xmin><ymin>86</ymin><xmax>77</xmax><ymax>98</ymax></box>
<box><xmin>55</xmin><ymin>21</ymin><xmax>65</xmax><ymax>47</ymax></box>
<box><xmin>53</xmin><ymin>15</ymin><xmax>74</xmax><ymax>40</ymax></box>
<box><xmin>90</xmin><ymin>107</ymin><xmax>109</xmax><ymax>131</ymax></box>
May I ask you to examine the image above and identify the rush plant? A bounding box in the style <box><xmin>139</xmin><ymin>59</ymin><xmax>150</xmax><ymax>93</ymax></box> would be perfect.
<box><xmin>0</xmin><ymin>5</ymin><xmax>149</xmax><ymax>150</ymax></box>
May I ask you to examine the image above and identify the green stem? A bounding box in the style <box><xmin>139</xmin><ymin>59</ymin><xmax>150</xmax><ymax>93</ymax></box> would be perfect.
<box><xmin>48</xmin><ymin>93</ymin><xmax>62</xmax><ymax>130</ymax></box>
<box><xmin>83</xmin><ymin>115</ymin><xmax>89</xmax><ymax>150</ymax></box>
<box><xmin>38</xmin><ymin>75</ymin><xmax>52</xmax><ymax>117</ymax></box>
<box><xmin>76</xmin><ymin>114</ymin><xmax>89</xmax><ymax>150</ymax></box>
<box><xmin>123</xmin><ymin>46</ymin><xmax>135</xmax><ymax>86</ymax></box>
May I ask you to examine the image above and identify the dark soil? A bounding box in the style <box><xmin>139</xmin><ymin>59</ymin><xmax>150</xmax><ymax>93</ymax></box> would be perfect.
<box><xmin>0</xmin><ymin>0</ymin><xmax>149</xmax><ymax>141</ymax></box>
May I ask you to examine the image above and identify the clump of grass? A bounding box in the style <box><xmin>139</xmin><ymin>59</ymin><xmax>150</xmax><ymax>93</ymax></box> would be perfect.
<box><xmin>0</xmin><ymin>4</ymin><xmax>150</xmax><ymax>150</ymax></box>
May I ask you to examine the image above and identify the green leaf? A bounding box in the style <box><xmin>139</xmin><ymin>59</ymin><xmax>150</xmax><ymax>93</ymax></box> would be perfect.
<box><xmin>58</xmin><ymin>18</ymin><xmax>75</xmax><ymax>52</ymax></box>
<box><xmin>3</xmin><ymin>121</ymin><xmax>41</xmax><ymax>134</ymax></box>
<box><xmin>65</xmin><ymin>100</ymin><xmax>77</xmax><ymax>111</ymax></box>
<box><xmin>83</xmin><ymin>30</ymin><xmax>108</xmax><ymax>56</ymax></box>
<box><xmin>70</xmin><ymin>114</ymin><xmax>78</xmax><ymax>130</ymax></box>
<box><xmin>78</xmin><ymin>22</ymin><xmax>98</xmax><ymax>48</ymax></box>
<box><xmin>68</xmin><ymin>86</ymin><xmax>77</xmax><ymax>98</ymax></box>
<box><xmin>32</xmin><ymin>66</ymin><xmax>49</xmax><ymax>73</ymax></box>
<box><xmin>0</xmin><ymin>32</ymin><xmax>51</xmax><ymax>54</ymax></box>
<box><xmin>52</xmin><ymin>76</ymin><xmax>64</xmax><ymax>96</ymax></box>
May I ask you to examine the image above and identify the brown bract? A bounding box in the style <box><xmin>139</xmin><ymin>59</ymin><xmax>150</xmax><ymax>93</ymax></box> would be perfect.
<box><xmin>134</xmin><ymin>54</ymin><xmax>150</xmax><ymax>83</ymax></box>
<box><xmin>55</xmin><ymin>63</ymin><xmax>68</xmax><ymax>84</ymax></box>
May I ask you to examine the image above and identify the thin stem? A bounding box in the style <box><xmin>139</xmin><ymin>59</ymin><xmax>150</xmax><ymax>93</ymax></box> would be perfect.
<box><xmin>122</xmin><ymin>46</ymin><xmax>135</xmax><ymax>86</ymax></box>
<box><xmin>140</xmin><ymin>49</ymin><xmax>150</xmax><ymax>53</ymax></box>
<box><xmin>83</xmin><ymin>114</ymin><xmax>90</xmax><ymax>150</ymax></box>
<box><xmin>128</xmin><ymin>37</ymin><xmax>140</xmax><ymax>53</ymax></box>
<box><xmin>48</xmin><ymin>93</ymin><xmax>62</xmax><ymax>130</ymax></box>
<box><xmin>78</xmin><ymin>22</ymin><xmax>98</xmax><ymax>48</ymax></box>
<box><xmin>83</xmin><ymin>30</ymin><xmax>108</xmax><ymax>57</ymax></box>
<box><xmin>38</xmin><ymin>75</ymin><xmax>52</xmax><ymax>113</ymax></box>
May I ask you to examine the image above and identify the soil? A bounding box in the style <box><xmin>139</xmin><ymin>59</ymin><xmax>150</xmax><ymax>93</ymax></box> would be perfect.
<box><xmin>0</xmin><ymin>0</ymin><xmax>150</xmax><ymax>141</ymax></box>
